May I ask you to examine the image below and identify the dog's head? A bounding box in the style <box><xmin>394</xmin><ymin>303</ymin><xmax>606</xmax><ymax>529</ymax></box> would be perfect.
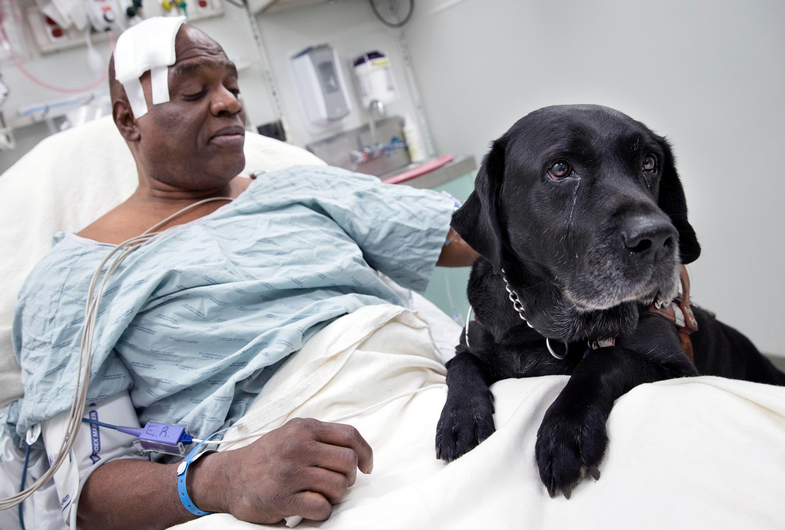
<box><xmin>454</xmin><ymin>104</ymin><xmax>700</xmax><ymax>320</ymax></box>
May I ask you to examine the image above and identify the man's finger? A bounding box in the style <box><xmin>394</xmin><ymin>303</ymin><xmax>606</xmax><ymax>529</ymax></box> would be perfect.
<box><xmin>308</xmin><ymin>443</ymin><xmax>359</xmax><ymax>486</ymax></box>
<box><xmin>299</xmin><ymin>467</ymin><xmax>350</xmax><ymax>504</ymax></box>
<box><xmin>311</xmin><ymin>422</ymin><xmax>373</xmax><ymax>474</ymax></box>
<box><xmin>286</xmin><ymin>491</ymin><xmax>332</xmax><ymax>521</ymax></box>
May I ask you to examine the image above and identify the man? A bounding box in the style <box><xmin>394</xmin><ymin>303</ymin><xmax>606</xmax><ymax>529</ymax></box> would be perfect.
<box><xmin>10</xmin><ymin>20</ymin><xmax>476</xmax><ymax>530</ymax></box>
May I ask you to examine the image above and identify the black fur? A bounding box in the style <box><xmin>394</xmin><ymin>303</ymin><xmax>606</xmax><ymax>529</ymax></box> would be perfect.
<box><xmin>436</xmin><ymin>104</ymin><xmax>785</xmax><ymax>499</ymax></box>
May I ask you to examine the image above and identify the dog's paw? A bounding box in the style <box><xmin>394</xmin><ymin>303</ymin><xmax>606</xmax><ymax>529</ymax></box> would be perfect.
<box><xmin>435</xmin><ymin>389</ymin><xmax>495</xmax><ymax>462</ymax></box>
<box><xmin>535</xmin><ymin>400</ymin><xmax>607</xmax><ymax>499</ymax></box>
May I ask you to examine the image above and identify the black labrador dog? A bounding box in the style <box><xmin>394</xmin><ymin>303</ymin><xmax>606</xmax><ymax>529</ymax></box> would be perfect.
<box><xmin>435</xmin><ymin>104</ymin><xmax>785</xmax><ymax>499</ymax></box>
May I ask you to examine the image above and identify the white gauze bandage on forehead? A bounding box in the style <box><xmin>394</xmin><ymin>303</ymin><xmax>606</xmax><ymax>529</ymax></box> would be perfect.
<box><xmin>113</xmin><ymin>16</ymin><xmax>186</xmax><ymax>118</ymax></box>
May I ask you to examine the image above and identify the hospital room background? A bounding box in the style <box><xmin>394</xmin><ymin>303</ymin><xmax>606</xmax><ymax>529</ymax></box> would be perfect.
<box><xmin>0</xmin><ymin>0</ymin><xmax>783</xmax><ymax>369</ymax></box>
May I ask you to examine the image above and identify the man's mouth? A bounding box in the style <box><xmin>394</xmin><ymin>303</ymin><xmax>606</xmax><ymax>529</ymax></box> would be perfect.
<box><xmin>210</xmin><ymin>126</ymin><xmax>246</xmax><ymax>147</ymax></box>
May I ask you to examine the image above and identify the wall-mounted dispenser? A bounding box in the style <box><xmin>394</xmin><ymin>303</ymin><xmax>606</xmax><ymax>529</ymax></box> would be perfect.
<box><xmin>288</xmin><ymin>44</ymin><xmax>352</xmax><ymax>134</ymax></box>
<box><xmin>352</xmin><ymin>51</ymin><xmax>399</xmax><ymax>109</ymax></box>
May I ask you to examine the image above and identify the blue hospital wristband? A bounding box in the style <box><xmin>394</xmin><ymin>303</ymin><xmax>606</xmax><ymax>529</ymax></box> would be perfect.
<box><xmin>176</xmin><ymin>426</ymin><xmax>234</xmax><ymax>516</ymax></box>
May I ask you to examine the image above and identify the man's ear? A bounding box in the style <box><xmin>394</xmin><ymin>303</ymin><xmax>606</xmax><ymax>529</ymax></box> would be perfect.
<box><xmin>113</xmin><ymin>100</ymin><xmax>140</xmax><ymax>142</ymax></box>
<box><xmin>451</xmin><ymin>138</ymin><xmax>507</xmax><ymax>273</ymax></box>
<box><xmin>656</xmin><ymin>137</ymin><xmax>701</xmax><ymax>264</ymax></box>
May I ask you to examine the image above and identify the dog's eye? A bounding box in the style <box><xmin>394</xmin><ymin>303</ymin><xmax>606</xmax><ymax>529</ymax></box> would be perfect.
<box><xmin>642</xmin><ymin>154</ymin><xmax>657</xmax><ymax>173</ymax></box>
<box><xmin>548</xmin><ymin>161</ymin><xmax>572</xmax><ymax>180</ymax></box>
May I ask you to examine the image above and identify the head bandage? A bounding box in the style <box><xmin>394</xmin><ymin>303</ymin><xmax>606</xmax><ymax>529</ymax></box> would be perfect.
<box><xmin>113</xmin><ymin>16</ymin><xmax>186</xmax><ymax>118</ymax></box>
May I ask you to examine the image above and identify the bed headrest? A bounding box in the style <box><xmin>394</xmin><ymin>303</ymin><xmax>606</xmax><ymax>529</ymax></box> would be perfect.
<box><xmin>0</xmin><ymin>115</ymin><xmax>324</xmax><ymax>409</ymax></box>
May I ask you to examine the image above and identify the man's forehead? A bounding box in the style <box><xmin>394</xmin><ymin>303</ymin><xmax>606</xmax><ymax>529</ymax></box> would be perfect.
<box><xmin>174</xmin><ymin>25</ymin><xmax>226</xmax><ymax>62</ymax></box>
<box><xmin>170</xmin><ymin>26</ymin><xmax>234</xmax><ymax>78</ymax></box>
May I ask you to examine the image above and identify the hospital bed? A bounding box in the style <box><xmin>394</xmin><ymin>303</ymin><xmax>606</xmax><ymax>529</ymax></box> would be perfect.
<box><xmin>0</xmin><ymin>117</ymin><xmax>783</xmax><ymax>530</ymax></box>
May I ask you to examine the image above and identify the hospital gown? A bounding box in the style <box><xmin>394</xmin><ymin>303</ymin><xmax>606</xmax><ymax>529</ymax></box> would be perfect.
<box><xmin>9</xmin><ymin>165</ymin><xmax>454</xmax><ymax>440</ymax></box>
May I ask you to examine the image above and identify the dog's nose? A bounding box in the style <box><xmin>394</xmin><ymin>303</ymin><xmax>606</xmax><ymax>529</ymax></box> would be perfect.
<box><xmin>622</xmin><ymin>218</ymin><xmax>678</xmax><ymax>261</ymax></box>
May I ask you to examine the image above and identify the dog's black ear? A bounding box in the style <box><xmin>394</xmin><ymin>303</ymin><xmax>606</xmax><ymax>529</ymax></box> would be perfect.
<box><xmin>451</xmin><ymin>138</ymin><xmax>507</xmax><ymax>273</ymax></box>
<box><xmin>657</xmin><ymin>138</ymin><xmax>701</xmax><ymax>265</ymax></box>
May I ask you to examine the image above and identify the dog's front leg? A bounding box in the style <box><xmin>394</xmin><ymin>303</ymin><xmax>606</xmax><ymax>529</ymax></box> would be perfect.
<box><xmin>436</xmin><ymin>342</ymin><xmax>497</xmax><ymax>462</ymax></box>
<box><xmin>536</xmin><ymin>317</ymin><xmax>698</xmax><ymax>498</ymax></box>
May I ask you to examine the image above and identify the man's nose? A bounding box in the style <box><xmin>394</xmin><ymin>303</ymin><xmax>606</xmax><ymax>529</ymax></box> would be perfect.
<box><xmin>621</xmin><ymin>216</ymin><xmax>678</xmax><ymax>263</ymax></box>
<box><xmin>211</xmin><ymin>88</ymin><xmax>243</xmax><ymax>116</ymax></box>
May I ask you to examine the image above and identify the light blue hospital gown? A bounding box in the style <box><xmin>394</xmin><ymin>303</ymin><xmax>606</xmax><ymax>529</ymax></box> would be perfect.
<box><xmin>11</xmin><ymin>166</ymin><xmax>454</xmax><ymax>440</ymax></box>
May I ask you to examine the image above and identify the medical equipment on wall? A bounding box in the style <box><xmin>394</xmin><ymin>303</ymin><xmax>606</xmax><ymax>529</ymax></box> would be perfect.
<box><xmin>84</xmin><ymin>0</ymin><xmax>118</xmax><ymax>31</ymax></box>
<box><xmin>25</xmin><ymin>0</ymin><xmax>222</xmax><ymax>54</ymax></box>
<box><xmin>352</xmin><ymin>51</ymin><xmax>398</xmax><ymax>109</ymax></box>
<box><xmin>25</xmin><ymin>6</ymin><xmax>111</xmax><ymax>54</ymax></box>
<box><xmin>289</xmin><ymin>44</ymin><xmax>352</xmax><ymax>134</ymax></box>
<box><xmin>121</xmin><ymin>0</ymin><xmax>143</xmax><ymax>23</ymax></box>
<box><xmin>25</xmin><ymin>0</ymin><xmax>119</xmax><ymax>55</ymax></box>
<box><xmin>0</xmin><ymin>0</ymin><xmax>32</xmax><ymax>63</ymax></box>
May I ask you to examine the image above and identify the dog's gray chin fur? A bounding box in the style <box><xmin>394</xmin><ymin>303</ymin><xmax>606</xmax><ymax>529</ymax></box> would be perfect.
<box><xmin>526</xmin><ymin>262</ymin><xmax>681</xmax><ymax>342</ymax></box>
<box><xmin>563</xmin><ymin>263</ymin><xmax>681</xmax><ymax>314</ymax></box>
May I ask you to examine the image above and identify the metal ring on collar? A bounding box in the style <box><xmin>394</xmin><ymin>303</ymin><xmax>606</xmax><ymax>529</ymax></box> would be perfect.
<box><xmin>546</xmin><ymin>338</ymin><xmax>569</xmax><ymax>360</ymax></box>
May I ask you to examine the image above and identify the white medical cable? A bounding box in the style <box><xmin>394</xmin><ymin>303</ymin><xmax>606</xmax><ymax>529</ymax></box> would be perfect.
<box><xmin>464</xmin><ymin>304</ymin><xmax>473</xmax><ymax>349</ymax></box>
<box><xmin>194</xmin><ymin>383</ymin><xmax>446</xmax><ymax>447</ymax></box>
<box><xmin>0</xmin><ymin>196</ymin><xmax>233</xmax><ymax>511</ymax></box>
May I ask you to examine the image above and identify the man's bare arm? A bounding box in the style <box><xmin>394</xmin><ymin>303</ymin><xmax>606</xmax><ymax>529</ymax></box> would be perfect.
<box><xmin>436</xmin><ymin>228</ymin><xmax>479</xmax><ymax>267</ymax></box>
<box><xmin>78</xmin><ymin>419</ymin><xmax>373</xmax><ymax>530</ymax></box>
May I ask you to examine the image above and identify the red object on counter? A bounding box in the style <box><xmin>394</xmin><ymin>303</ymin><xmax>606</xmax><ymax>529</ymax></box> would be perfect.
<box><xmin>382</xmin><ymin>154</ymin><xmax>454</xmax><ymax>184</ymax></box>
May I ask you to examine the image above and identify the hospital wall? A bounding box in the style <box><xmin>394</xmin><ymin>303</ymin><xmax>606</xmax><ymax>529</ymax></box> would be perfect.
<box><xmin>402</xmin><ymin>0</ymin><xmax>785</xmax><ymax>357</ymax></box>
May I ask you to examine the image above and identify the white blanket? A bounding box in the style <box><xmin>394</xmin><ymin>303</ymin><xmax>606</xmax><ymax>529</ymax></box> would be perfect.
<box><xmin>173</xmin><ymin>304</ymin><xmax>785</xmax><ymax>530</ymax></box>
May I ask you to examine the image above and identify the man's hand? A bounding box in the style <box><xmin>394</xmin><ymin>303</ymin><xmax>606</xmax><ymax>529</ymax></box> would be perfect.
<box><xmin>192</xmin><ymin>418</ymin><xmax>373</xmax><ymax>524</ymax></box>
<box><xmin>78</xmin><ymin>418</ymin><xmax>372</xmax><ymax>530</ymax></box>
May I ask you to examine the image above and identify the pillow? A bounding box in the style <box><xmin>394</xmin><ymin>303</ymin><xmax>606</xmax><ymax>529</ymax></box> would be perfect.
<box><xmin>0</xmin><ymin>116</ymin><xmax>325</xmax><ymax>409</ymax></box>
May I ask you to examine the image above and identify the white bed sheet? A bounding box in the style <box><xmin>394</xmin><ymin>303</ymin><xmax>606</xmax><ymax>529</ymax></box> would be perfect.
<box><xmin>174</xmin><ymin>304</ymin><xmax>785</xmax><ymax>530</ymax></box>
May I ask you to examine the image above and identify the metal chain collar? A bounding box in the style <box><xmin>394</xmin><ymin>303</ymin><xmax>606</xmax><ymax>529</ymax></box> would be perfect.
<box><xmin>500</xmin><ymin>268</ymin><xmax>568</xmax><ymax>360</ymax></box>
<box><xmin>465</xmin><ymin>270</ymin><xmax>616</xmax><ymax>361</ymax></box>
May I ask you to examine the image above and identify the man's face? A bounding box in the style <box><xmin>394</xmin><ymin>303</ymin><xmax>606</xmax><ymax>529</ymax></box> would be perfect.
<box><xmin>134</xmin><ymin>25</ymin><xmax>247</xmax><ymax>191</ymax></box>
